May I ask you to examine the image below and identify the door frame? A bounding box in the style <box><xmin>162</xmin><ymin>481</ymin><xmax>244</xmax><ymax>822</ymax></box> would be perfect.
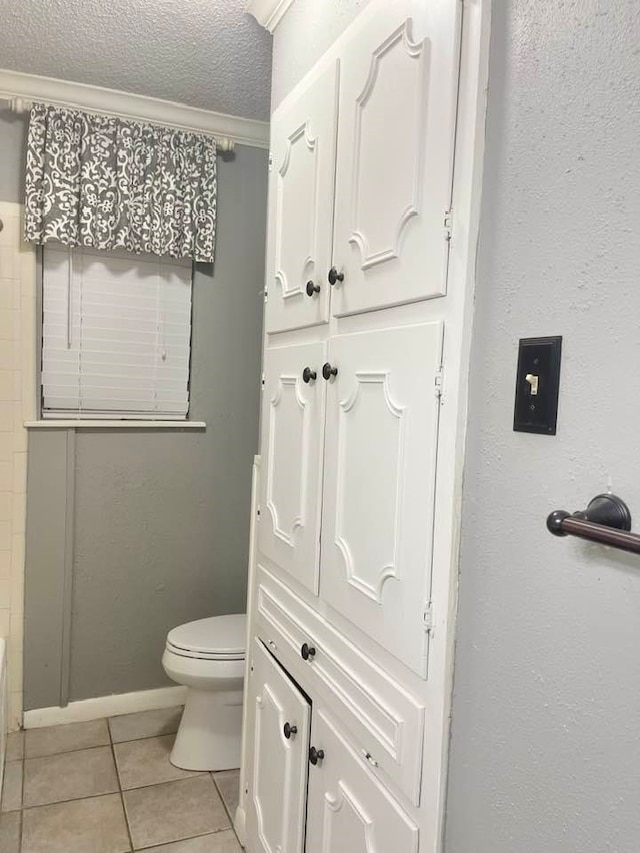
<box><xmin>420</xmin><ymin>0</ymin><xmax>493</xmax><ymax>847</ymax></box>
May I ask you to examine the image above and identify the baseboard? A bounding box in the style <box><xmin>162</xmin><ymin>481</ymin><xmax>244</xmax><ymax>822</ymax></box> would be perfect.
<box><xmin>234</xmin><ymin>805</ymin><xmax>247</xmax><ymax>846</ymax></box>
<box><xmin>23</xmin><ymin>685</ymin><xmax>187</xmax><ymax>729</ymax></box>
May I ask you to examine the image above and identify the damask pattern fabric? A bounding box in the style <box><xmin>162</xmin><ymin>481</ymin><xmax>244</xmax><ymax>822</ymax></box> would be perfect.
<box><xmin>24</xmin><ymin>104</ymin><xmax>217</xmax><ymax>263</ymax></box>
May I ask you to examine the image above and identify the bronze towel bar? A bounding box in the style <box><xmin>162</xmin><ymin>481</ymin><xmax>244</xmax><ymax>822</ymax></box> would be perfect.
<box><xmin>547</xmin><ymin>494</ymin><xmax>640</xmax><ymax>555</ymax></box>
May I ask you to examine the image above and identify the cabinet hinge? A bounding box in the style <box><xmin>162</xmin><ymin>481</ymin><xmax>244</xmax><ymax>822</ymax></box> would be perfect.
<box><xmin>434</xmin><ymin>366</ymin><xmax>444</xmax><ymax>400</ymax></box>
<box><xmin>264</xmin><ymin>287</ymin><xmax>268</xmax><ymax>302</ymax></box>
<box><xmin>261</xmin><ymin>373</ymin><xmax>265</xmax><ymax>390</ymax></box>
<box><xmin>268</xmin><ymin>152</ymin><xmax>273</xmax><ymax>171</ymax></box>
<box><xmin>256</xmin><ymin>504</ymin><xmax>261</xmax><ymax>519</ymax></box>
<box><xmin>423</xmin><ymin>601</ymin><xmax>434</xmax><ymax>633</ymax></box>
<box><xmin>444</xmin><ymin>208</ymin><xmax>453</xmax><ymax>242</ymax></box>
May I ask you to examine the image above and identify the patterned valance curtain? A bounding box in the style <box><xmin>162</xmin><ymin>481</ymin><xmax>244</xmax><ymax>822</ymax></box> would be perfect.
<box><xmin>24</xmin><ymin>104</ymin><xmax>217</xmax><ymax>263</ymax></box>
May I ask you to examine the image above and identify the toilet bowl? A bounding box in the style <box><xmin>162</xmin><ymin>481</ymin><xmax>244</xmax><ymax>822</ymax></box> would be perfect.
<box><xmin>162</xmin><ymin>613</ymin><xmax>247</xmax><ymax>772</ymax></box>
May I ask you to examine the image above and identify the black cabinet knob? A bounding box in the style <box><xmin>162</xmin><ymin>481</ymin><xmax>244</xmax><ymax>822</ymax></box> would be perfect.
<box><xmin>309</xmin><ymin>746</ymin><xmax>325</xmax><ymax>765</ymax></box>
<box><xmin>306</xmin><ymin>280</ymin><xmax>321</xmax><ymax>297</ymax></box>
<box><xmin>301</xmin><ymin>643</ymin><xmax>316</xmax><ymax>661</ymax></box>
<box><xmin>328</xmin><ymin>267</ymin><xmax>344</xmax><ymax>286</ymax></box>
<box><xmin>302</xmin><ymin>367</ymin><xmax>317</xmax><ymax>384</ymax></box>
<box><xmin>283</xmin><ymin>722</ymin><xmax>298</xmax><ymax>740</ymax></box>
<box><xmin>322</xmin><ymin>363</ymin><xmax>338</xmax><ymax>381</ymax></box>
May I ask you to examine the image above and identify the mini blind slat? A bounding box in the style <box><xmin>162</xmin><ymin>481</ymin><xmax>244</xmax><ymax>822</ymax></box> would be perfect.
<box><xmin>42</xmin><ymin>246</ymin><xmax>192</xmax><ymax>418</ymax></box>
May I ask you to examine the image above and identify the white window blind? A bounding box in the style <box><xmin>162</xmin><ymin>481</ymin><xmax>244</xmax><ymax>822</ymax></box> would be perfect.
<box><xmin>42</xmin><ymin>245</ymin><xmax>193</xmax><ymax>419</ymax></box>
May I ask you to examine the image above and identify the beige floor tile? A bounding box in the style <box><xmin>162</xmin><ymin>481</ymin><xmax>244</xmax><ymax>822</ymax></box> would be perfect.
<box><xmin>25</xmin><ymin>718</ymin><xmax>110</xmax><ymax>758</ymax></box>
<box><xmin>114</xmin><ymin>735</ymin><xmax>200</xmax><ymax>790</ymax></box>
<box><xmin>124</xmin><ymin>777</ymin><xmax>229</xmax><ymax>850</ymax></box>
<box><xmin>213</xmin><ymin>770</ymin><xmax>240</xmax><ymax>819</ymax></box>
<box><xmin>109</xmin><ymin>707</ymin><xmax>183</xmax><ymax>744</ymax></box>
<box><xmin>0</xmin><ymin>811</ymin><xmax>20</xmax><ymax>852</ymax></box>
<box><xmin>1</xmin><ymin>760</ymin><xmax>22</xmax><ymax>812</ymax></box>
<box><xmin>21</xmin><ymin>793</ymin><xmax>131</xmax><ymax>853</ymax></box>
<box><xmin>24</xmin><ymin>745</ymin><xmax>119</xmax><ymax>808</ymax></box>
<box><xmin>5</xmin><ymin>730</ymin><xmax>23</xmax><ymax>761</ymax></box>
<box><xmin>139</xmin><ymin>830</ymin><xmax>241</xmax><ymax>852</ymax></box>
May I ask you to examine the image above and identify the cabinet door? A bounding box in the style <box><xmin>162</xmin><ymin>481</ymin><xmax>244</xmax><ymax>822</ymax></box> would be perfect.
<box><xmin>246</xmin><ymin>638</ymin><xmax>311</xmax><ymax>853</ymax></box>
<box><xmin>320</xmin><ymin>323</ymin><xmax>443</xmax><ymax>676</ymax></box>
<box><xmin>331</xmin><ymin>0</ymin><xmax>460</xmax><ymax>317</ymax></box>
<box><xmin>265</xmin><ymin>61</ymin><xmax>339</xmax><ymax>334</ymax></box>
<box><xmin>259</xmin><ymin>342</ymin><xmax>327</xmax><ymax>595</ymax></box>
<box><xmin>305</xmin><ymin>709</ymin><xmax>419</xmax><ymax>853</ymax></box>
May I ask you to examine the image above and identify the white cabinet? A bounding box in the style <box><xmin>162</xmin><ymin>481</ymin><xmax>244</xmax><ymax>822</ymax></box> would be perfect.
<box><xmin>241</xmin><ymin>0</ymin><xmax>479</xmax><ymax>847</ymax></box>
<box><xmin>305</xmin><ymin>709</ymin><xmax>419</xmax><ymax>853</ymax></box>
<box><xmin>264</xmin><ymin>0</ymin><xmax>460</xmax><ymax>327</ymax></box>
<box><xmin>331</xmin><ymin>0</ymin><xmax>460</xmax><ymax>317</ymax></box>
<box><xmin>258</xmin><ymin>341</ymin><xmax>327</xmax><ymax>595</ymax></box>
<box><xmin>265</xmin><ymin>62</ymin><xmax>339</xmax><ymax>334</ymax></box>
<box><xmin>320</xmin><ymin>322</ymin><xmax>443</xmax><ymax>675</ymax></box>
<box><xmin>245</xmin><ymin>638</ymin><xmax>311</xmax><ymax>853</ymax></box>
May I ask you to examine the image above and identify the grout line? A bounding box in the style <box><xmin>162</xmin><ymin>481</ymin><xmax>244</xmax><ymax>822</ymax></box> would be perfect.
<box><xmin>211</xmin><ymin>772</ymin><xmax>243</xmax><ymax>845</ymax></box>
<box><xmin>21</xmin><ymin>789</ymin><xmax>124</xmax><ymax>813</ymax></box>
<box><xmin>19</xmin><ymin>734</ymin><xmax>25</xmax><ymax>850</ymax></box>
<box><xmin>108</xmin><ymin>713</ymin><xmax>135</xmax><ymax>853</ymax></box>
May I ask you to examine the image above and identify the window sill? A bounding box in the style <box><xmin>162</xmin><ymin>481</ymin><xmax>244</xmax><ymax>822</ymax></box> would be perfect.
<box><xmin>25</xmin><ymin>420</ymin><xmax>207</xmax><ymax>430</ymax></box>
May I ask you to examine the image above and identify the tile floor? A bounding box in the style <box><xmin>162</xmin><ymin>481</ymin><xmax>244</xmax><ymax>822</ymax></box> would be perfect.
<box><xmin>0</xmin><ymin>707</ymin><xmax>243</xmax><ymax>852</ymax></box>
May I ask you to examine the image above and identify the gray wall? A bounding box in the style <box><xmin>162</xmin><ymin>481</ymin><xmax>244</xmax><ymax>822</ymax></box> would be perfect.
<box><xmin>4</xmin><ymin>109</ymin><xmax>269</xmax><ymax>706</ymax></box>
<box><xmin>445</xmin><ymin>1</ymin><xmax>640</xmax><ymax>851</ymax></box>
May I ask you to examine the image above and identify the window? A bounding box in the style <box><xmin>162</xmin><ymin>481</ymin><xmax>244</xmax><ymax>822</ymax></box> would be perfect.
<box><xmin>41</xmin><ymin>245</ymin><xmax>193</xmax><ymax>420</ymax></box>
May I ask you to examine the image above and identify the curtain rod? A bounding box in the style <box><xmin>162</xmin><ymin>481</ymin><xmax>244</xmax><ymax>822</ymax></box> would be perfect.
<box><xmin>6</xmin><ymin>96</ymin><xmax>235</xmax><ymax>153</ymax></box>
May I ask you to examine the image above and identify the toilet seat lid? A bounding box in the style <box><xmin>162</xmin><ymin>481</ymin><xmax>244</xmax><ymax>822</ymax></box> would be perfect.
<box><xmin>167</xmin><ymin>614</ymin><xmax>246</xmax><ymax>658</ymax></box>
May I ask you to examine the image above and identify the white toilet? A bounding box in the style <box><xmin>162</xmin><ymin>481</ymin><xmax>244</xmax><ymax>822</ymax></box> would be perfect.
<box><xmin>162</xmin><ymin>613</ymin><xmax>247</xmax><ymax>772</ymax></box>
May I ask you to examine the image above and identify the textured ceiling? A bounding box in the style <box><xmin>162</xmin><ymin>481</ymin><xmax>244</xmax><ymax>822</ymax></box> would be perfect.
<box><xmin>0</xmin><ymin>0</ymin><xmax>273</xmax><ymax>121</ymax></box>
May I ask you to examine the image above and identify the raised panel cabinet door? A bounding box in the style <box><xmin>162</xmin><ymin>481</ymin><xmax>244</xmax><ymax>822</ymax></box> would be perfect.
<box><xmin>259</xmin><ymin>342</ymin><xmax>327</xmax><ymax>595</ymax></box>
<box><xmin>265</xmin><ymin>60</ymin><xmax>339</xmax><ymax>334</ymax></box>
<box><xmin>246</xmin><ymin>638</ymin><xmax>311</xmax><ymax>853</ymax></box>
<box><xmin>320</xmin><ymin>322</ymin><xmax>443</xmax><ymax>676</ymax></box>
<box><xmin>305</xmin><ymin>709</ymin><xmax>419</xmax><ymax>853</ymax></box>
<box><xmin>330</xmin><ymin>0</ymin><xmax>461</xmax><ymax>317</ymax></box>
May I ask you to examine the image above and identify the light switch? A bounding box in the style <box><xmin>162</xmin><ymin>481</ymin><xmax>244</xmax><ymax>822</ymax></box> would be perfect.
<box><xmin>513</xmin><ymin>336</ymin><xmax>562</xmax><ymax>435</ymax></box>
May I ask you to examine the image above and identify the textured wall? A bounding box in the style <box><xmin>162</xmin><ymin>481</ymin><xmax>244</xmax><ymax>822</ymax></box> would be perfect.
<box><xmin>445</xmin><ymin>1</ymin><xmax>640</xmax><ymax>851</ymax></box>
<box><xmin>25</xmin><ymin>143</ymin><xmax>267</xmax><ymax>706</ymax></box>
<box><xmin>271</xmin><ymin>0</ymin><xmax>373</xmax><ymax>109</ymax></box>
<box><xmin>0</xmin><ymin>0</ymin><xmax>272</xmax><ymax>120</ymax></box>
<box><xmin>0</xmin><ymin>109</ymin><xmax>26</xmax><ymax>204</ymax></box>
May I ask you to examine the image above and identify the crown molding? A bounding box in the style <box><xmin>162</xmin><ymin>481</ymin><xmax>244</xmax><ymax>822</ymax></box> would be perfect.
<box><xmin>0</xmin><ymin>69</ymin><xmax>269</xmax><ymax>149</ymax></box>
<box><xmin>247</xmin><ymin>0</ymin><xmax>295</xmax><ymax>33</ymax></box>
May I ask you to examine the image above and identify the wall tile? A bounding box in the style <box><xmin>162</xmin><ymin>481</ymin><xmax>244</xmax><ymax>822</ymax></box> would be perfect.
<box><xmin>10</xmin><ymin>567</ymin><xmax>24</xmax><ymax>617</ymax></box>
<box><xmin>0</xmin><ymin>248</ymin><xmax>17</xmax><ymax>279</ymax></box>
<box><xmin>0</xmin><ymin>344</ymin><xmax>13</xmax><ymax>372</ymax></box>
<box><xmin>0</xmin><ymin>522</ymin><xmax>10</xmax><ymax>552</ymax></box>
<box><xmin>0</xmin><ymin>461</ymin><xmax>11</xmax><ymax>492</ymax></box>
<box><xmin>0</xmin><ymin>372</ymin><xmax>12</xmax><ymax>401</ymax></box>
<box><xmin>0</xmin><ymin>551</ymin><xmax>10</xmax><ymax>578</ymax></box>
<box><xmin>0</xmin><ymin>281</ymin><xmax>12</xmax><ymax>311</ymax></box>
<box><xmin>10</xmin><ymin>535</ymin><xmax>24</xmax><ymax>586</ymax></box>
<box><xmin>9</xmin><ymin>691</ymin><xmax>22</xmax><ymax>731</ymax></box>
<box><xmin>11</xmin><ymin>495</ymin><xmax>25</xmax><ymax>535</ymax></box>
<box><xmin>11</xmin><ymin>372</ymin><xmax>21</xmax><ymax>403</ymax></box>
<box><xmin>0</xmin><ymin>402</ymin><xmax>14</xmax><ymax>432</ymax></box>
<box><xmin>0</xmin><ymin>206</ymin><xmax>36</xmax><ymax>730</ymax></box>
<box><xmin>12</xmin><ymin>453</ymin><xmax>26</xmax><ymax>495</ymax></box>
<box><xmin>0</xmin><ymin>311</ymin><xmax>12</xmax><ymax>342</ymax></box>
<box><xmin>0</xmin><ymin>493</ymin><xmax>11</xmax><ymax>521</ymax></box>
<box><xmin>0</xmin><ymin>608</ymin><xmax>11</xmax><ymax>636</ymax></box>
<box><xmin>0</xmin><ymin>578</ymin><xmax>10</xmax><ymax>609</ymax></box>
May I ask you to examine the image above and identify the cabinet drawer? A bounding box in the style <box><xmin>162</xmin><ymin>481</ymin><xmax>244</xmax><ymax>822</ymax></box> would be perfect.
<box><xmin>255</xmin><ymin>564</ymin><xmax>425</xmax><ymax>806</ymax></box>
